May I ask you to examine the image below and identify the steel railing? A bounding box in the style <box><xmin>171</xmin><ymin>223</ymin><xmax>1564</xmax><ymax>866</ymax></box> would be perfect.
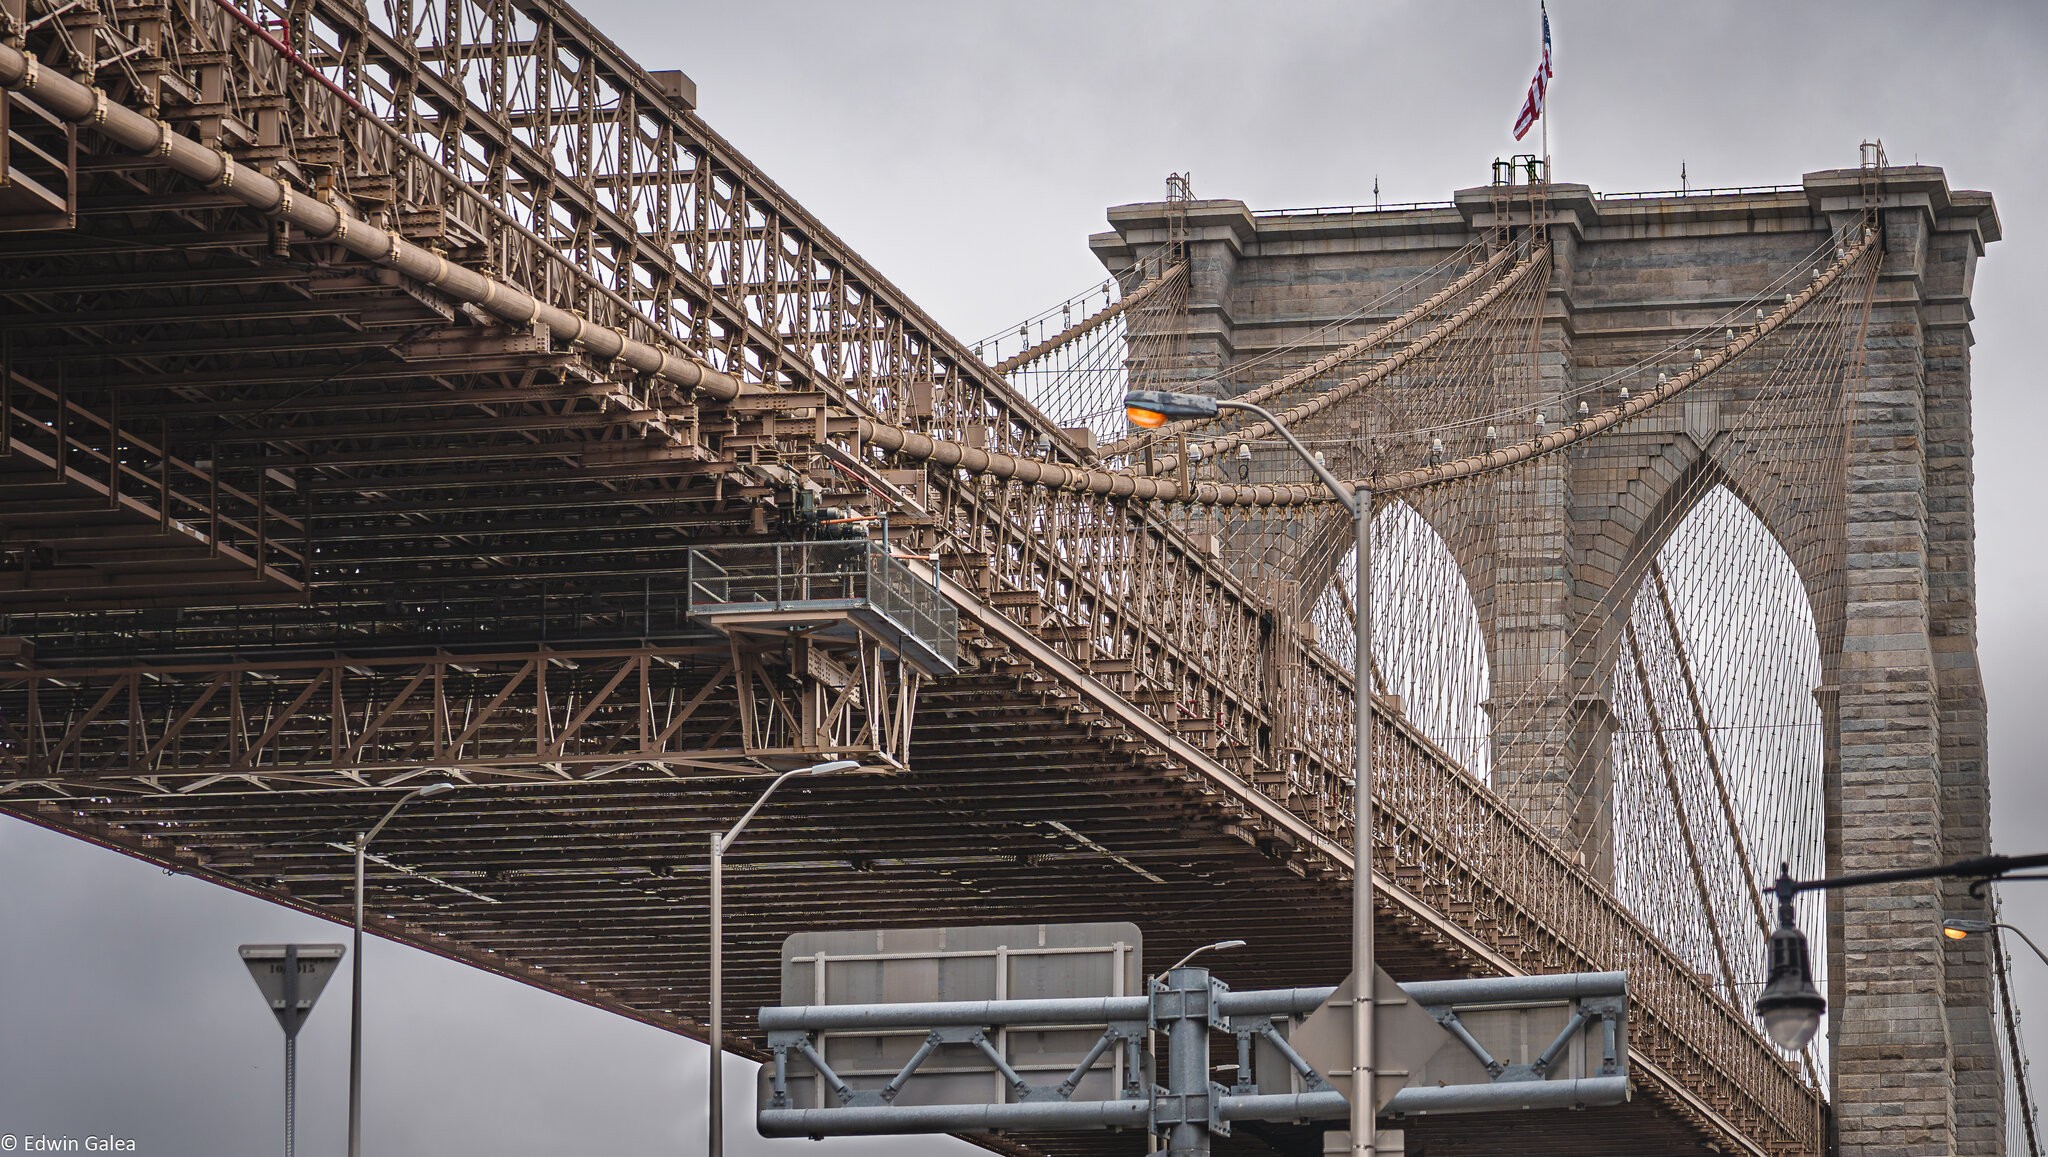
<box><xmin>688</xmin><ymin>541</ymin><xmax>958</xmax><ymax>671</ymax></box>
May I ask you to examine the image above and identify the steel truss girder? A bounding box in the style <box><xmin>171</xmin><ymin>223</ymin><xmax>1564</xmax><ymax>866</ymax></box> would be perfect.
<box><xmin>10</xmin><ymin>0</ymin><xmax>1291</xmax><ymax>812</ymax></box>
<box><xmin>0</xmin><ymin>642</ymin><xmax>920</xmax><ymax>791</ymax></box>
<box><xmin>0</xmin><ymin>363</ymin><xmax>310</xmax><ymax>602</ymax></box>
<box><xmin>941</xmin><ymin>576</ymin><xmax>1817</xmax><ymax>1153</ymax></box>
<box><xmin>723</xmin><ymin>629</ymin><xmax>921</xmax><ymax>771</ymax></box>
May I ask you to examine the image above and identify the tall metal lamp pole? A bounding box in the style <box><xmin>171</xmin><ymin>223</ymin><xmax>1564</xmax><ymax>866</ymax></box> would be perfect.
<box><xmin>349</xmin><ymin>781</ymin><xmax>454</xmax><ymax>1157</ymax></box>
<box><xmin>1943</xmin><ymin>916</ymin><xmax>2048</xmax><ymax>1157</ymax></box>
<box><xmin>709</xmin><ymin>759</ymin><xmax>860</xmax><ymax>1157</ymax></box>
<box><xmin>1124</xmin><ymin>389</ymin><xmax>1376</xmax><ymax>1157</ymax></box>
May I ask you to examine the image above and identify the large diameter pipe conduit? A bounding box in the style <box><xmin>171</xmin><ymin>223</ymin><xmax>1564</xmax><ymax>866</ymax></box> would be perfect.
<box><xmin>756</xmin><ymin>972</ymin><xmax>1620</xmax><ymax>1033</ymax></box>
<box><xmin>1363</xmin><ymin>228</ymin><xmax>1876</xmax><ymax>495</ymax></box>
<box><xmin>1096</xmin><ymin>242</ymin><xmax>1518</xmax><ymax>458</ymax></box>
<box><xmin>756</xmin><ymin>1078</ymin><xmax>1632</xmax><ymax>1138</ymax></box>
<box><xmin>1132</xmin><ymin>246</ymin><xmax>1547</xmax><ymax>478</ymax></box>
<box><xmin>0</xmin><ymin>45</ymin><xmax>742</xmax><ymax>402</ymax></box>
<box><xmin>857</xmin><ymin>228</ymin><xmax>1874</xmax><ymax>508</ymax></box>
<box><xmin>1</xmin><ymin>47</ymin><xmax>1872</xmax><ymax>509</ymax></box>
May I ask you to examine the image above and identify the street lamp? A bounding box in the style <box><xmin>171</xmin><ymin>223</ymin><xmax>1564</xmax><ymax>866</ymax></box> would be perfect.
<box><xmin>349</xmin><ymin>781</ymin><xmax>455</xmax><ymax>1157</ymax></box>
<box><xmin>1944</xmin><ymin>916</ymin><xmax>2048</xmax><ymax>1154</ymax></box>
<box><xmin>708</xmin><ymin>759</ymin><xmax>861</xmax><ymax>1157</ymax></box>
<box><xmin>1758</xmin><ymin>853</ymin><xmax>2048</xmax><ymax>1056</ymax></box>
<box><xmin>1755</xmin><ymin>879</ymin><xmax>1826</xmax><ymax>1051</ymax></box>
<box><xmin>1125</xmin><ymin>388</ymin><xmax>1377</xmax><ymax>1157</ymax></box>
<box><xmin>1944</xmin><ymin>918</ymin><xmax>2048</xmax><ymax>970</ymax></box>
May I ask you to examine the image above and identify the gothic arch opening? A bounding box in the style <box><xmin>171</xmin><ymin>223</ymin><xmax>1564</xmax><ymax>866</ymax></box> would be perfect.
<box><xmin>1310</xmin><ymin>501</ymin><xmax>1492</xmax><ymax>783</ymax></box>
<box><xmin>1609</xmin><ymin>484</ymin><xmax>1829</xmax><ymax>1081</ymax></box>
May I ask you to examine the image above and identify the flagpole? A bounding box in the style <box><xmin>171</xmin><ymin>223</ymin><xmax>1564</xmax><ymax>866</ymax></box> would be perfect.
<box><xmin>1541</xmin><ymin>2</ymin><xmax>1550</xmax><ymax>179</ymax></box>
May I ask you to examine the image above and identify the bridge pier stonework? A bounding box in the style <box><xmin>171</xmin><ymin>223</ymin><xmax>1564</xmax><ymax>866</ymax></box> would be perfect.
<box><xmin>1097</xmin><ymin>165</ymin><xmax>2001</xmax><ymax>1154</ymax></box>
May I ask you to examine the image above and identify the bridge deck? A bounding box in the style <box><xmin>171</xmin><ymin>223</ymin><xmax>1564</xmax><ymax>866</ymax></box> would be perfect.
<box><xmin>0</xmin><ymin>0</ymin><xmax>1823</xmax><ymax>1152</ymax></box>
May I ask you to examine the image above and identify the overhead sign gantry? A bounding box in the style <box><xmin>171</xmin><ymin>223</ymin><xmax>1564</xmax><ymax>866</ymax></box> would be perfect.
<box><xmin>755</xmin><ymin>924</ymin><xmax>1628</xmax><ymax>1154</ymax></box>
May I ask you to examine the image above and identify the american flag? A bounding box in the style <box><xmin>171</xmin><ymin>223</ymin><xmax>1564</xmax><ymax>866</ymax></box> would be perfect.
<box><xmin>1513</xmin><ymin>4</ymin><xmax>1553</xmax><ymax>141</ymax></box>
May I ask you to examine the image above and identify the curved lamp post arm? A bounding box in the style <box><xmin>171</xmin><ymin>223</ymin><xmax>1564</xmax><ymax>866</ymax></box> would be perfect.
<box><xmin>348</xmin><ymin>781</ymin><xmax>453</xmax><ymax>1157</ymax></box>
<box><xmin>1212</xmin><ymin>397</ymin><xmax>1372</xmax><ymax>1157</ymax></box>
<box><xmin>1126</xmin><ymin>388</ymin><xmax>1374</xmax><ymax>1157</ymax></box>
<box><xmin>1167</xmin><ymin>940</ymin><xmax>1248</xmax><ymax>974</ymax></box>
<box><xmin>1761</xmin><ymin>852</ymin><xmax>2048</xmax><ymax>1053</ymax></box>
<box><xmin>361</xmin><ymin>786</ymin><xmax>432</xmax><ymax>848</ymax></box>
<box><xmin>1154</xmin><ymin>939</ymin><xmax>1248</xmax><ymax>987</ymax></box>
<box><xmin>1997</xmin><ymin>923</ymin><xmax>2048</xmax><ymax>971</ymax></box>
<box><xmin>720</xmin><ymin>767</ymin><xmax>820</xmax><ymax>853</ymax></box>
<box><xmin>708</xmin><ymin>759</ymin><xmax>859</xmax><ymax>1157</ymax></box>
<box><xmin>1215</xmin><ymin>399</ymin><xmax>1362</xmax><ymax>514</ymax></box>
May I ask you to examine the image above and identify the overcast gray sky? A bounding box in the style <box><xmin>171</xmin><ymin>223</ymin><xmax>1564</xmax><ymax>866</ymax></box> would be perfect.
<box><xmin>6</xmin><ymin>2</ymin><xmax>2047</xmax><ymax>1154</ymax></box>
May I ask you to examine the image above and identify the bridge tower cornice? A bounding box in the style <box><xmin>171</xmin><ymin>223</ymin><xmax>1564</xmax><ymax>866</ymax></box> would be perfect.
<box><xmin>1452</xmin><ymin>181</ymin><xmax>1598</xmax><ymax>239</ymax></box>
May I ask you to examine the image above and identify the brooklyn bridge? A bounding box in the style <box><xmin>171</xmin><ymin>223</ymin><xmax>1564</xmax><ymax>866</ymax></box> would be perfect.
<box><xmin>0</xmin><ymin>0</ymin><xmax>2017</xmax><ymax>1154</ymax></box>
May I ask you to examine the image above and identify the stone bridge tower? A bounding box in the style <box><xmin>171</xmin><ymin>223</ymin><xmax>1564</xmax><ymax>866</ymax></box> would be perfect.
<box><xmin>1095</xmin><ymin>166</ymin><xmax>2003</xmax><ymax>1155</ymax></box>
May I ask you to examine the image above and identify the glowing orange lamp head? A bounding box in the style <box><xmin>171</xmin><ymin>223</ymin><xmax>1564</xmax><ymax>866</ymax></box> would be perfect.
<box><xmin>1123</xmin><ymin>389</ymin><xmax>1221</xmax><ymax>431</ymax></box>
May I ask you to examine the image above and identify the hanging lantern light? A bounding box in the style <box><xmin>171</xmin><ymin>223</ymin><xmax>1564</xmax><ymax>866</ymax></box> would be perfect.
<box><xmin>1754</xmin><ymin>866</ymin><xmax>1827</xmax><ymax>1052</ymax></box>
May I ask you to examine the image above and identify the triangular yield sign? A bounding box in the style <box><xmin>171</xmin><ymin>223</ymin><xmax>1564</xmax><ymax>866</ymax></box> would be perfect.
<box><xmin>239</xmin><ymin>943</ymin><xmax>345</xmax><ymax>1039</ymax></box>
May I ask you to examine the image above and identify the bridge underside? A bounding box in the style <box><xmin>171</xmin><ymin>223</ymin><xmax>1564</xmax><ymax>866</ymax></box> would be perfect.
<box><xmin>0</xmin><ymin>139</ymin><xmax>1786</xmax><ymax>1157</ymax></box>
<box><xmin>1</xmin><ymin>673</ymin><xmax>1740</xmax><ymax>1157</ymax></box>
<box><xmin>0</xmin><ymin>7</ymin><xmax>1829</xmax><ymax>1152</ymax></box>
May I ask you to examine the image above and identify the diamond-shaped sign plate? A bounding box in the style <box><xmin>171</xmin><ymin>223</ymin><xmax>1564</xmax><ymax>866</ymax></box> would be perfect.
<box><xmin>1286</xmin><ymin>966</ymin><xmax>1441</xmax><ymax>1112</ymax></box>
<box><xmin>1288</xmin><ymin>968</ymin><xmax>1630</xmax><ymax>1117</ymax></box>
